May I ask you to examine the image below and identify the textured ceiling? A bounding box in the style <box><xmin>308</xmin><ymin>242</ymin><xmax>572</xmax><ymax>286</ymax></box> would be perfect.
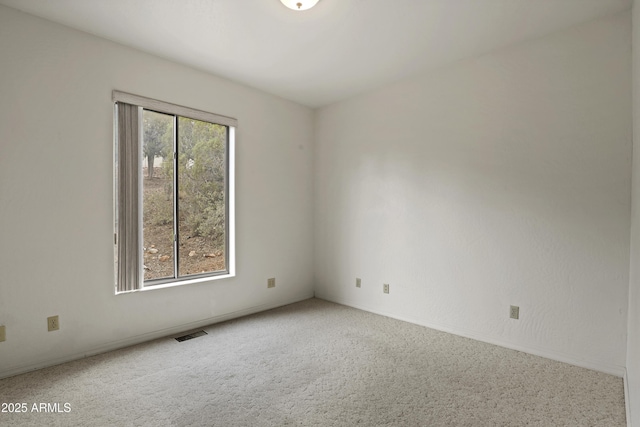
<box><xmin>0</xmin><ymin>0</ymin><xmax>631</xmax><ymax>107</ymax></box>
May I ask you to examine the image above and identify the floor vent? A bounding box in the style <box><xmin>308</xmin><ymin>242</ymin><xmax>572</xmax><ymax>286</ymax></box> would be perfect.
<box><xmin>175</xmin><ymin>330</ymin><xmax>208</xmax><ymax>342</ymax></box>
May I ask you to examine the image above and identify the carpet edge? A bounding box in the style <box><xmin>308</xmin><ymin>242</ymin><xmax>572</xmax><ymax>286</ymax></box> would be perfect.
<box><xmin>0</xmin><ymin>292</ymin><xmax>314</xmax><ymax>380</ymax></box>
<box><xmin>316</xmin><ymin>292</ymin><xmax>626</xmax><ymax>378</ymax></box>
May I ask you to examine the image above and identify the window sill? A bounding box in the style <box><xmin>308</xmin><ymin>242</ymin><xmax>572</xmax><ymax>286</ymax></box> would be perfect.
<box><xmin>116</xmin><ymin>272</ymin><xmax>235</xmax><ymax>295</ymax></box>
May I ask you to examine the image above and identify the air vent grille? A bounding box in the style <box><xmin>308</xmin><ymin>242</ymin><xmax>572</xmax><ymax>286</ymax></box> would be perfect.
<box><xmin>175</xmin><ymin>330</ymin><xmax>208</xmax><ymax>342</ymax></box>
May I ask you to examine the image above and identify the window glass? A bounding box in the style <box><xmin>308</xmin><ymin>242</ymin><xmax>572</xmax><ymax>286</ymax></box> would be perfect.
<box><xmin>142</xmin><ymin>110</ymin><xmax>174</xmax><ymax>281</ymax></box>
<box><xmin>141</xmin><ymin>111</ymin><xmax>229</xmax><ymax>285</ymax></box>
<box><xmin>177</xmin><ymin>117</ymin><xmax>227</xmax><ymax>277</ymax></box>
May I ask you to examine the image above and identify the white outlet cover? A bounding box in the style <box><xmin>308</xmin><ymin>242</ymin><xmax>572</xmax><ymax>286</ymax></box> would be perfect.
<box><xmin>510</xmin><ymin>306</ymin><xmax>519</xmax><ymax>319</ymax></box>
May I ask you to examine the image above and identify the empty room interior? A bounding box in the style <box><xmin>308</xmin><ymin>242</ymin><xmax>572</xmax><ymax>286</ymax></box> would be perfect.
<box><xmin>3</xmin><ymin>0</ymin><xmax>640</xmax><ymax>425</ymax></box>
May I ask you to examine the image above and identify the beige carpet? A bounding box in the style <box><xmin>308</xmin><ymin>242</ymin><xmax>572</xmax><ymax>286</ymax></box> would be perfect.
<box><xmin>0</xmin><ymin>298</ymin><xmax>626</xmax><ymax>426</ymax></box>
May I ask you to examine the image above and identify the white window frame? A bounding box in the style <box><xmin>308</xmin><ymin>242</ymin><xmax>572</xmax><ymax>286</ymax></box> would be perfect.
<box><xmin>113</xmin><ymin>91</ymin><xmax>236</xmax><ymax>294</ymax></box>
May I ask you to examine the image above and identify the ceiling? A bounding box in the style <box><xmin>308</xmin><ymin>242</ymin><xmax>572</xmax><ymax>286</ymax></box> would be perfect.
<box><xmin>0</xmin><ymin>0</ymin><xmax>631</xmax><ymax>108</ymax></box>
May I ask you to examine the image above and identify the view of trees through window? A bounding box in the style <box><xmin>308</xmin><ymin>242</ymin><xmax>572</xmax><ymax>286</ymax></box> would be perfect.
<box><xmin>142</xmin><ymin>109</ymin><xmax>227</xmax><ymax>282</ymax></box>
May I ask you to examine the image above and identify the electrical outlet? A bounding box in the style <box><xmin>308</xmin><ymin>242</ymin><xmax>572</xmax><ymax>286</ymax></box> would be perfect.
<box><xmin>356</xmin><ymin>278</ymin><xmax>361</xmax><ymax>288</ymax></box>
<box><xmin>47</xmin><ymin>315</ymin><xmax>59</xmax><ymax>332</ymax></box>
<box><xmin>383</xmin><ymin>283</ymin><xmax>389</xmax><ymax>294</ymax></box>
<box><xmin>0</xmin><ymin>325</ymin><xmax>5</xmax><ymax>342</ymax></box>
<box><xmin>267</xmin><ymin>278</ymin><xmax>276</xmax><ymax>288</ymax></box>
<box><xmin>510</xmin><ymin>305</ymin><xmax>519</xmax><ymax>320</ymax></box>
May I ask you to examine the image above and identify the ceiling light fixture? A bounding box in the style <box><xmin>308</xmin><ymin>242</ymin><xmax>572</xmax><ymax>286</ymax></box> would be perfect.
<box><xmin>280</xmin><ymin>0</ymin><xmax>320</xmax><ymax>11</ymax></box>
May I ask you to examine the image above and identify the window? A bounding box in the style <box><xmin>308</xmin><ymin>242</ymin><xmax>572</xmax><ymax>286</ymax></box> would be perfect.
<box><xmin>114</xmin><ymin>91</ymin><xmax>236</xmax><ymax>293</ymax></box>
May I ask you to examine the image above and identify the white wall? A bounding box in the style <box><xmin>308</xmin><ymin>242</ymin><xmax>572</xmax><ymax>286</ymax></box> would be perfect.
<box><xmin>0</xmin><ymin>6</ymin><xmax>314</xmax><ymax>377</ymax></box>
<box><xmin>627</xmin><ymin>1</ymin><xmax>640</xmax><ymax>424</ymax></box>
<box><xmin>315</xmin><ymin>12</ymin><xmax>632</xmax><ymax>376</ymax></box>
